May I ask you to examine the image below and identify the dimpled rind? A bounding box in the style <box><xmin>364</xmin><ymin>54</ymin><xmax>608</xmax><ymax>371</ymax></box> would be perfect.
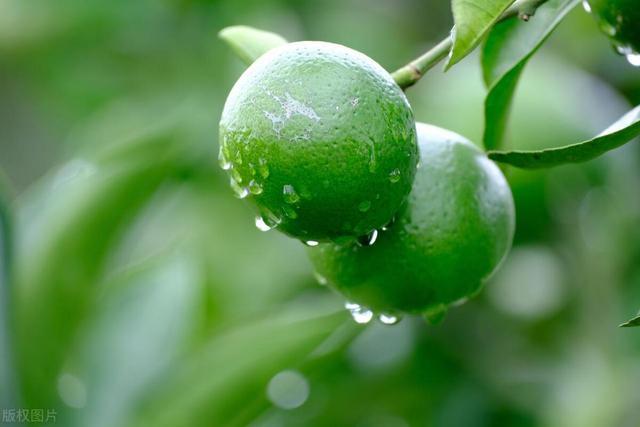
<box><xmin>219</xmin><ymin>41</ymin><xmax>418</xmax><ymax>241</ymax></box>
<box><xmin>308</xmin><ymin>123</ymin><xmax>515</xmax><ymax>314</ymax></box>
<box><xmin>589</xmin><ymin>0</ymin><xmax>640</xmax><ymax>53</ymax></box>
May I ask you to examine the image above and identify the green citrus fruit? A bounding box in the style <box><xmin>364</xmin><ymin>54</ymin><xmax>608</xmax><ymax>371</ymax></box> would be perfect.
<box><xmin>587</xmin><ymin>0</ymin><xmax>640</xmax><ymax>61</ymax></box>
<box><xmin>308</xmin><ymin>123</ymin><xmax>515</xmax><ymax>316</ymax></box>
<box><xmin>219</xmin><ymin>41</ymin><xmax>418</xmax><ymax>242</ymax></box>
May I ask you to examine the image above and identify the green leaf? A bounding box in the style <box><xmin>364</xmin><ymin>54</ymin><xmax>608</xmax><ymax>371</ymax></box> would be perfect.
<box><xmin>0</xmin><ymin>178</ymin><xmax>16</xmax><ymax>409</ymax></box>
<box><xmin>125</xmin><ymin>297</ymin><xmax>350</xmax><ymax>427</ymax></box>
<box><xmin>620</xmin><ymin>314</ymin><xmax>640</xmax><ymax>328</ymax></box>
<box><xmin>481</xmin><ymin>0</ymin><xmax>579</xmax><ymax>150</ymax></box>
<box><xmin>63</xmin><ymin>255</ymin><xmax>210</xmax><ymax>427</ymax></box>
<box><xmin>219</xmin><ymin>25</ymin><xmax>288</xmax><ymax>66</ymax></box>
<box><xmin>488</xmin><ymin>106</ymin><xmax>640</xmax><ymax>168</ymax></box>
<box><xmin>447</xmin><ymin>0</ymin><xmax>516</xmax><ymax>69</ymax></box>
<box><xmin>14</xmin><ymin>129</ymin><xmax>200</xmax><ymax>407</ymax></box>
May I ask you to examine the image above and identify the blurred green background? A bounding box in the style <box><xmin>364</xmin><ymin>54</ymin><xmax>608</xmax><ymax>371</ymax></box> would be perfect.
<box><xmin>1</xmin><ymin>1</ymin><xmax>640</xmax><ymax>426</ymax></box>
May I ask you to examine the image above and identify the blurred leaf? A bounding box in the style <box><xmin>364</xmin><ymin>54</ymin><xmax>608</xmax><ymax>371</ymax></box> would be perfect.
<box><xmin>126</xmin><ymin>296</ymin><xmax>349</xmax><ymax>427</ymax></box>
<box><xmin>219</xmin><ymin>25</ymin><xmax>288</xmax><ymax>66</ymax></box>
<box><xmin>0</xmin><ymin>177</ymin><xmax>17</xmax><ymax>409</ymax></box>
<box><xmin>62</xmin><ymin>254</ymin><xmax>209</xmax><ymax>427</ymax></box>
<box><xmin>447</xmin><ymin>0</ymin><xmax>515</xmax><ymax>69</ymax></box>
<box><xmin>481</xmin><ymin>0</ymin><xmax>579</xmax><ymax>150</ymax></box>
<box><xmin>488</xmin><ymin>106</ymin><xmax>640</xmax><ymax>168</ymax></box>
<box><xmin>620</xmin><ymin>314</ymin><xmax>640</xmax><ymax>328</ymax></box>
<box><xmin>13</xmin><ymin>128</ymin><xmax>202</xmax><ymax>408</ymax></box>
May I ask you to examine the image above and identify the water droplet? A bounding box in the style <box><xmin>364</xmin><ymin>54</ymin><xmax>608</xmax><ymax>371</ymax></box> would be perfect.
<box><xmin>313</xmin><ymin>271</ymin><xmax>328</xmax><ymax>285</ymax></box>
<box><xmin>283</xmin><ymin>184</ymin><xmax>300</xmax><ymax>204</ymax></box>
<box><xmin>345</xmin><ymin>302</ymin><xmax>373</xmax><ymax>324</ymax></box>
<box><xmin>614</xmin><ymin>44</ymin><xmax>640</xmax><ymax>67</ymax></box>
<box><xmin>599</xmin><ymin>22</ymin><xmax>617</xmax><ymax>37</ymax></box>
<box><xmin>305</xmin><ymin>240</ymin><xmax>319</xmax><ymax>247</ymax></box>
<box><xmin>255</xmin><ymin>216</ymin><xmax>272</xmax><ymax>232</ymax></box>
<box><xmin>218</xmin><ymin>148</ymin><xmax>232</xmax><ymax>170</ymax></box>
<box><xmin>248</xmin><ymin>180</ymin><xmax>263</xmax><ymax>195</ymax></box>
<box><xmin>582</xmin><ymin>0</ymin><xmax>591</xmax><ymax>13</ymax></box>
<box><xmin>627</xmin><ymin>52</ymin><xmax>640</xmax><ymax>67</ymax></box>
<box><xmin>234</xmin><ymin>150</ymin><xmax>243</xmax><ymax>165</ymax></box>
<box><xmin>358</xmin><ymin>200</ymin><xmax>371</xmax><ymax>212</ymax></box>
<box><xmin>230</xmin><ymin>177</ymin><xmax>248</xmax><ymax>199</ymax></box>
<box><xmin>258</xmin><ymin>158</ymin><xmax>270</xmax><ymax>178</ymax></box>
<box><xmin>389</xmin><ymin>168</ymin><xmax>401</xmax><ymax>183</ymax></box>
<box><xmin>283</xmin><ymin>205</ymin><xmax>298</xmax><ymax>219</ymax></box>
<box><xmin>381</xmin><ymin>216</ymin><xmax>396</xmax><ymax>232</ymax></box>
<box><xmin>378</xmin><ymin>313</ymin><xmax>400</xmax><ymax>325</ymax></box>
<box><xmin>259</xmin><ymin>209</ymin><xmax>281</xmax><ymax>230</ymax></box>
<box><xmin>357</xmin><ymin>230</ymin><xmax>378</xmax><ymax>246</ymax></box>
<box><xmin>231</xmin><ymin>168</ymin><xmax>243</xmax><ymax>184</ymax></box>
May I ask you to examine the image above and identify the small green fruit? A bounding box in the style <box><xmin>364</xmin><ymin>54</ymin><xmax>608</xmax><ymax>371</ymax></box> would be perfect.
<box><xmin>219</xmin><ymin>41</ymin><xmax>418</xmax><ymax>242</ymax></box>
<box><xmin>308</xmin><ymin>123</ymin><xmax>515</xmax><ymax>315</ymax></box>
<box><xmin>587</xmin><ymin>0</ymin><xmax>640</xmax><ymax>63</ymax></box>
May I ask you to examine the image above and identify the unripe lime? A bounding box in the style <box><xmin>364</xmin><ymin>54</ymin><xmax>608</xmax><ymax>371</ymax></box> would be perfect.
<box><xmin>308</xmin><ymin>123</ymin><xmax>515</xmax><ymax>315</ymax></box>
<box><xmin>586</xmin><ymin>0</ymin><xmax>640</xmax><ymax>62</ymax></box>
<box><xmin>219</xmin><ymin>41</ymin><xmax>418</xmax><ymax>242</ymax></box>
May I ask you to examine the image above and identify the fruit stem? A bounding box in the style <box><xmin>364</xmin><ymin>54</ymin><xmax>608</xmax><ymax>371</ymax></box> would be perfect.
<box><xmin>391</xmin><ymin>0</ymin><xmax>550</xmax><ymax>90</ymax></box>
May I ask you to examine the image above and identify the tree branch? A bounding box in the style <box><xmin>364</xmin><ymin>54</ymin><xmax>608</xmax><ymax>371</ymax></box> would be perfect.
<box><xmin>391</xmin><ymin>0</ymin><xmax>550</xmax><ymax>89</ymax></box>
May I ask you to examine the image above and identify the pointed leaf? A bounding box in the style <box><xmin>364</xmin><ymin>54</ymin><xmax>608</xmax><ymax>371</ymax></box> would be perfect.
<box><xmin>14</xmin><ymin>129</ymin><xmax>200</xmax><ymax>407</ymax></box>
<box><xmin>488</xmin><ymin>106</ymin><xmax>640</xmax><ymax>168</ymax></box>
<box><xmin>125</xmin><ymin>297</ymin><xmax>349</xmax><ymax>427</ymax></box>
<box><xmin>482</xmin><ymin>0</ymin><xmax>579</xmax><ymax>150</ymax></box>
<box><xmin>620</xmin><ymin>314</ymin><xmax>640</xmax><ymax>328</ymax></box>
<box><xmin>219</xmin><ymin>25</ymin><xmax>288</xmax><ymax>66</ymax></box>
<box><xmin>0</xmin><ymin>178</ymin><xmax>16</xmax><ymax>409</ymax></box>
<box><xmin>447</xmin><ymin>0</ymin><xmax>516</xmax><ymax>68</ymax></box>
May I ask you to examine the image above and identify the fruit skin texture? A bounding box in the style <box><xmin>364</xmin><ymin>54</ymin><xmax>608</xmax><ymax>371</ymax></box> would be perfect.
<box><xmin>219</xmin><ymin>41</ymin><xmax>418</xmax><ymax>242</ymax></box>
<box><xmin>308</xmin><ymin>123</ymin><xmax>515</xmax><ymax>314</ymax></box>
<box><xmin>589</xmin><ymin>0</ymin><xmax>640</xmax><ymax>54</ymax></box>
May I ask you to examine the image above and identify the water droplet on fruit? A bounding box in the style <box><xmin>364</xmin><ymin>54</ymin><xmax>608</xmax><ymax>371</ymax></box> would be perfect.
<box><xmin>389</xmin><ymin>168</ymin><xmax>401</xmax><ymax>183</ymax></box>
<box><xmin>357</xmin><ymin>230</ymin><xmax>378</xmax><ymax>246</ymax></box>
<box><xmin>358</xmin><ymin>200</ymin><xmax>371</xmax><ymax>212</ymax></box>
<box><xmin>313</xmin><ymin>271</ymin><xmax>328</xmax><ymax>285</ymax></box>
<box><xmin>582</xmin><ymin>0</ymin><xmax>591</xmax><ymax>13</ymax></box>
<box><xmin>258</xmin><ymin>158</ymin><xmax>270</xmax><ymax>178</ymax></box>
<box><xmin>231</xmin><ymin>168</ymin><xmax>243</xmax><ymax>184</ymax></box>
<box><xmin>218</xmin><ymin>148</ymin><xmax>232</xmax><ymax>170</ymax></box>
<box><xmin>255</xmin><ymin>216</ymin><xmax>272</xmax><ymax>232</ymax></box>
<box><xmin>248</xmin><ymin>180</ymin><xmax>263</xmax><ymax>195</ymax></box>
<box><xmin>378</xmin><ymin>313</ymin><xmax>400</xmax><ymax>325</ymax></box>
<box><xmin>230</xmin><ymin>178</ymin><xmax>249</xmax><ymax>199</ymax></box>
<box><xmin>614</xmin><ymin>44</ymin><xmax>640</xmax><ymax>67</ymax></box>
<box><xmin>627</xmin><ymin>53</ymin><xmax>640</xmax><ymax>67</ymax></box>
<box><xmin>305</xmin><ymin>240</ymin><xmax>319</xmax><ymax>247</ymax></box>
<box><xmin>345</xmin><ymin>302</ymin><xmax>373</xmax><ymax>324</ymax></box>
<box><xmin>599</xmin><ymin>21</ymin><xmax>617</xmax><ymax>37</ymax></box>
<box><xmin>283</xmin><ymin>184</ymin><xmax>300</xmax><ymax>203</ymax></box>
<box><xmin>262</xmin><ymin>210</ymin><xmax>282</xmax><ymax>229</ymax></box>
<box><xmin>283</xmin><ymin>205</ymin><xmax>298</xmax><ymax>219</ymax></box>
